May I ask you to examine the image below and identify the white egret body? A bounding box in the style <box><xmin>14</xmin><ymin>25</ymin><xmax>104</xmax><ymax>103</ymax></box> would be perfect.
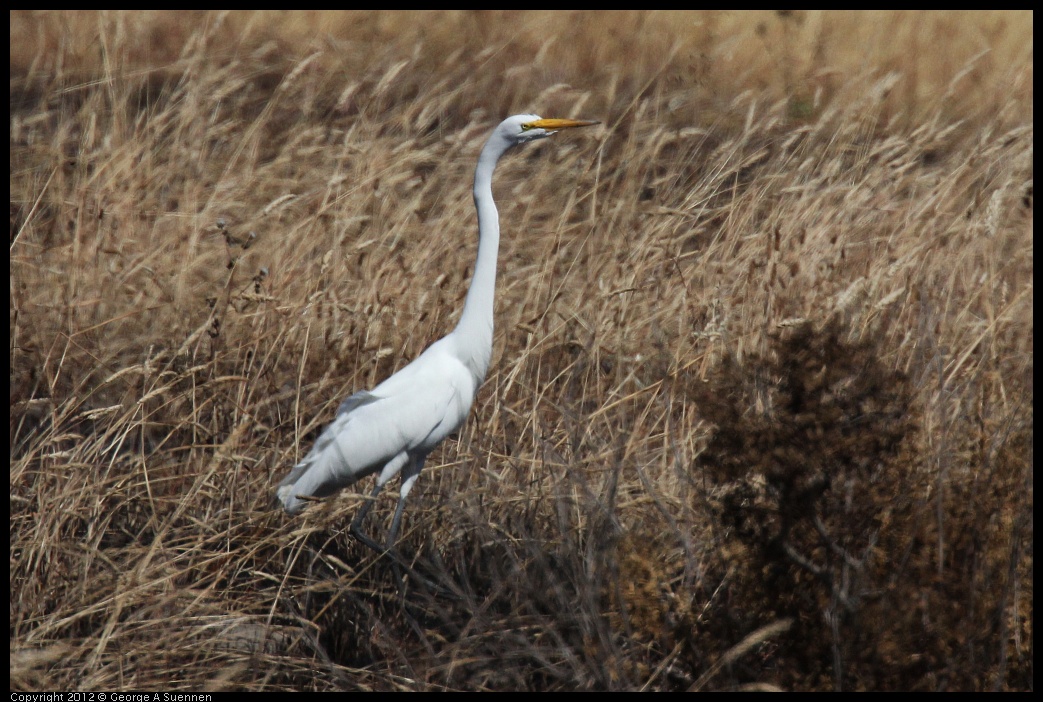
<box><xmin>276</xmin><ymin>114</ymin><xmax>598</xmax><ymax>551</ymax></box>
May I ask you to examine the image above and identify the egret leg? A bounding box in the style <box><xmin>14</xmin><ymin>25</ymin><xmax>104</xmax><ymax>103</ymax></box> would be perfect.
<box><xmin>350</xmin><ymin>480</ymin><xmax>389</xmax><ymax>554</ymax></box>
<box><xmin>349</xmin><ymin>453</ymin><xmax>453</xmax><ymax>599</ymax></box>
<box><xmin>386</xmin><ymin>455</ymin><xmax>442</xmax><ymax>598</ymax></box>
<box><xmin>386</xmin><ymin>454</ymin><xmax>425</xmax><ymax>549</ymax></box>
<box><xmin>350</xmin><ymin>452</ymin><xmax>408</xmax><ymax>555</ymax></box>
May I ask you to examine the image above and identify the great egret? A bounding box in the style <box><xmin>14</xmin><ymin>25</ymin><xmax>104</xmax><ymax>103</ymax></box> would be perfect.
<box><xmin>276</xmin><ymin>114</ymin><xmax>598</xmax><ymax>553</ymax></box>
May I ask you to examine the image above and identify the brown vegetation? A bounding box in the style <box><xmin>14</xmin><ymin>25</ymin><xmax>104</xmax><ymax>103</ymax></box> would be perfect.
<box><xmin>10</xmin><ymin>10</ymin><xmax>1032</xmax><ymax>691</ymax></box>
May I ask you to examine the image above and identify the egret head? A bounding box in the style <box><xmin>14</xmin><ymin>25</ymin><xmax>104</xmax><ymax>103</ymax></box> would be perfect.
<box><xmin>499</xmin><ymin>114</ymin><xmax>600</xmax><ymax>146</ymax></box>
<box><xmin>478</xmin><ymin>114</ymin><xmax>599</xmax><ymax>176</ymax></box>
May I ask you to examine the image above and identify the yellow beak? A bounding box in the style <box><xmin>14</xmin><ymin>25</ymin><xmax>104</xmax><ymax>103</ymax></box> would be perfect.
<box><xmin>524</xmin><ymin>118</ymin><xmax>600</xmax><ymax>131</ymax></box>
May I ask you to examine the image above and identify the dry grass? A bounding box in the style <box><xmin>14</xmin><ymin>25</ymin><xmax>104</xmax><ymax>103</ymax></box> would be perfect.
<box><xmin>10</xmin><ymin>10</ymin><xmax>1032</xmax><ymax>691</ymax></box>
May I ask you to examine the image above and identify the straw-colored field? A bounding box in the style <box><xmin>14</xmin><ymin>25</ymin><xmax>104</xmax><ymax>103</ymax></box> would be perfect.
<box><xmin>10</xmin><ymin>11</ymin><xmax>1032</xmax><ymax>691</ymax></box>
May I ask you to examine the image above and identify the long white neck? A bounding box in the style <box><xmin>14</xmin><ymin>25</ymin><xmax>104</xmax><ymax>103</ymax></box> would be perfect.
<box><xmin>452</xmin><ymin>133</ymin><xmax>512</xmax><ymax>383</ymax></box>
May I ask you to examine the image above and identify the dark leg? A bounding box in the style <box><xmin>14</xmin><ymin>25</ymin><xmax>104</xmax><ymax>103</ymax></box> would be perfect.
<box><xmin>350</xmin><ymin>452</ymin><xmax>408</xmax><ymax>555</ymax></box>
<box><xmin>349</xmin><ymin>453</ymin><xmax>456</xmax><ymax>599</ymax></box>
<box><xmin>386</xmin><ymin>454</ymin><xmax>425</xmax><ymax>549</ymax></box>
<box><xmin>350</xmin><ymin>480</ymin><xmax>389</xmax><ymax>554</ymax></box>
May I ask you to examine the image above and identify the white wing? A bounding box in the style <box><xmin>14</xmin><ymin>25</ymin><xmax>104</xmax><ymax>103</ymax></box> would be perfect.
<box><xmin>277</xmin><ymin>337</ymin><xmax>478</xmax><ymax>513</ymax></box>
